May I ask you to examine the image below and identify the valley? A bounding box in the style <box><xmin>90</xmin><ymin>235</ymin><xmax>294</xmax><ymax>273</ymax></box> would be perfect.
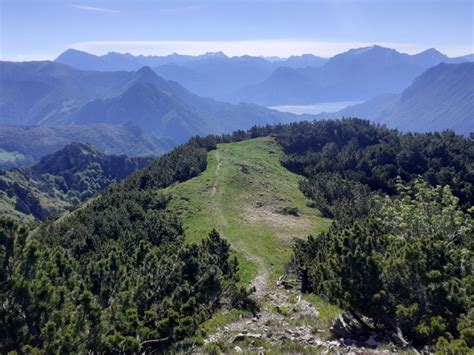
<box><xmin>270</xmin><ymin>101</ymin><xmax>363</xmax><ymax>115</ymax></box>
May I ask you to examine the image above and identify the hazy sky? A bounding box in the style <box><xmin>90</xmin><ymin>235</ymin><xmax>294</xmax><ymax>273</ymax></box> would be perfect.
<box><xmin>1</xmin><ymin>0</ymin><xmax>473</xmax><ymax>61</ymax></box>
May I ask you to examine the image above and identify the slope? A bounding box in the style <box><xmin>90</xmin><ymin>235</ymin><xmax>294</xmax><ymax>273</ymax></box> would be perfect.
<box><xmin>163</xmin><ymin>137</ymin><xmax>341</xmax><ymax>351</ymax></box>
<box><xmin>328</xmin><ymin>62</ymin><xmax>474</xmax><ymax>134</ymax></box>
<box><xmin>0</xmin><ymin>61</ymin><xmax>307</xmax><ymax>145</ymax></box>
<box><xmin>55</xmin><ymin>49</ymin><xmax>327</xmax><ymax>101</ymax></box>
<box><xmin>0</xmin><ymin>142</ymin><xmax>151</xmax><ymax>221</ymax></box>
<box><xmin>0</xmin><ymin>123</ymin><xmax>167</xmax><ymax>169</ymax></box>
<box><xmin>236</xmin><ymin>46</ymin><xmax>474</xmax><ymax>105</ymax></box>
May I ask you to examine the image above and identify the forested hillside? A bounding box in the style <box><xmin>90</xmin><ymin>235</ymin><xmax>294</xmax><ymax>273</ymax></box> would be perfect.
<box><xmin>1</xmin><ymin>119</ymin><xmax>473</xmax><ymax>353</ymax></box>
<box><xmin>0</xmin><ymin>143</ymin><xmax>152</xmax><ymax>221</ymax></box>
<box><xmin>0</xmin><ymin>124</ymin><xmax>167</xmax><ymax>169</ymax></box>
<box><xmin>1</xmin><ymin>137</ymin><xmax>254</xmax><ymax>353</ymax></box>
<box><xmin>270</xmin><ymin>119</ymin><xmax>473</xmax><ymax>352</ymax></box>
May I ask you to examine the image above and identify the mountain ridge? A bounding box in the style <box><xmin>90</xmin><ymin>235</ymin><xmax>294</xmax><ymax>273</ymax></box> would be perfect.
<box><xmin>320</xmin><ymin>62</ymin><xmax>474</xmax><ymax>134</ymax></box>
<box><xmin>235</xmin><ymin>45</ymin><xmax>474</xmax><ymax>105</ymax></box>
<box><xmin>0</xmin><ymin>142</ymin><xmax>152</xmax><ymax>220</ymax></box>
<box><xmin>0</xmin><ymin>61</ymin><xmax>305</xmax><ymax>145</ymax></box>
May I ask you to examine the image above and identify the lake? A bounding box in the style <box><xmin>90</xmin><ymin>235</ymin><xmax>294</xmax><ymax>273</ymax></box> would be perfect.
<box><xmin>269</xmin><ymin>101</ymin><xmax>362</xmax><ymax>115</ymax></box>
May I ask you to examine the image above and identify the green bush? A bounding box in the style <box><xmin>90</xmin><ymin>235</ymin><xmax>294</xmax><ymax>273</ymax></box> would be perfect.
<box><xmin>293</xmin><ymin>179</ymin><xmax>473</xmax><ymax>349</ymax></box>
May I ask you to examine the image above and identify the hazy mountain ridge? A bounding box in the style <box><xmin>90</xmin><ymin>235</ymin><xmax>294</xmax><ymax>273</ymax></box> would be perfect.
<box><xmin>236</xmin><ymin>46</ymin><xmax>474</xmax><ymax>105</ymax></box>
<box><xmin>55</xmin><ymin>49</ymin><xmax>328</xmax><ymax>100</ymax></box>
<box><xmin>0</xmin><ymin>61</ymin><xmax>304</xmax><ymax>144</ymax></box>
<box><xmin>325</xmin><ymin>62</ymin><xmax>474</xmax><ymax>134</ymax></box>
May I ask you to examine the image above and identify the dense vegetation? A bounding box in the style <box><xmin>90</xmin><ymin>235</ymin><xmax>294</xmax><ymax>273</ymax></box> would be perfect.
<box><xmin>1</xmin><ymin>118</ymin><xmax>472</xmax><ymax>352</ymax></box>
<box><xmin>293</xmin><ymin>180</ymin><xmax>473</xmax><ymax>350</ymax></box>
<box><xmin>0</xmin><ymin>138</ymin><xmax>252</xmax><ymax>353</ymax></box>
<box><xmin>0</xmin><ymin>142</ymin><xmax>152</xmax><ymax>220</ymax></box>
<box><xmin>274</xmin><ymin>119</ymin><xmax>473</xmax><ymax>213</ymax></box>
<box><xmin>281</xmin><ymin>120</ymin><xmax>474</xmax><ymax>351</ymax></box>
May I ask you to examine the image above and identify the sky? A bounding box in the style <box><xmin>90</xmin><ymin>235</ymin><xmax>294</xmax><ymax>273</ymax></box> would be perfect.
<box><xmin>0</xmin><ymin>0</ymin><xmax>473</xmax><ymax>61</ymax></box>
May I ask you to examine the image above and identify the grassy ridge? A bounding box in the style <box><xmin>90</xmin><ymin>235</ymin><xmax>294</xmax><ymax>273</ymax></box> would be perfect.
<box><xmin>164</xmin><ymin>137</ymin><xmax>331</xmax><ymax>284</ymax></box>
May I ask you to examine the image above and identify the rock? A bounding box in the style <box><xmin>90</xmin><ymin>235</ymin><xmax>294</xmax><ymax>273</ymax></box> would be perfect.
<box><xmin>231</xmin><ymin>333</ymin><xmax>262</xmax><ymax>343</ymax></box>
<box><xmin>234</xmin><ymin>345</ymin><xmax>243</xmax><ymax>352</ymax></box>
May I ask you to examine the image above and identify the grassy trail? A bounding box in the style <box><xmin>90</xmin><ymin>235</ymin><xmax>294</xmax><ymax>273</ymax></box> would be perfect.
<box><xmin>164</xmin><ymin>137</ymin><xmax>331</xmax><ymax>284</ymax></box>
<box><xmin>164</xmin><ymin>138</ymin><xmax>345</xmax><ymax>352</ymax></box>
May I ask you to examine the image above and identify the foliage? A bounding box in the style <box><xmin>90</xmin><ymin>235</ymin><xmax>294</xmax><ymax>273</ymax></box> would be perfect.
<box><xmin>293</xmin><ymin>179</ymin><xmax>474</xmax><ymax>349</ymax></box>
<box><xmin>2</xmin><ymin>118</ymin><xmax>473</xmax><ymax>353</ymax></box>
<box><xmin>300</xmin><ymin>172</ymin><xmax>373</xmax><ymax>222</ymax></box>
<box><xmin>0</xmin><ymin>136</ymin><xmax>251</xmax><ymax>353</ymax></box>
<box><xmin>0</xmin><ymin>142</ymin><xmax>151</xmax><ymax>220</ymax></box>
<box><xmin>274</xmin><ymin>119</ymin><xmax>474</xmax><ymax>211</ymax></box>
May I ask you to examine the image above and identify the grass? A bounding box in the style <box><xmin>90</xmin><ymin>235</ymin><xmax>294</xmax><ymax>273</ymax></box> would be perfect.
<box><xmin>163</xmin><ymin>137</ymin><xmax>337</xmax><ymax>342</ymax></box>
<box><xmin>303</xmin><ymin>294</ymin><xmax>341</xmax><ymax>323</ymax></box>
<box><xmin>200</xmin><ymin>309</ymin><xmax>251</xmax><ymax>336</ymax></box>
<box><xmin>303</xmin><ymin>293</ymin><xmax>342</xmax><ymax>339</ymax></box>
<box><xmin>164</xmin><ymin>137</ymin><xmax>331</xmax><ymax>284</ymax></box>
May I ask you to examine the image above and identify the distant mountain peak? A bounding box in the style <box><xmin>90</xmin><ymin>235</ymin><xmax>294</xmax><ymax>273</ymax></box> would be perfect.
<box><xmin>347</xmin><ymin>45</ymin><xmax>397</xmax><ymax>55</ymax></box>
<box><xmin>61</xmin><ymin>48</ymin><xmax>86</xmax><ymax>55</ymax></box>
<box><xmin>421</xmin><ymin>48</ymin><xmax>443</xmax><ymax>54</ymax></box>
<box><xmin>202</xmin><ymin>51</ymin><xmax>227</xmax><ymax>58</ymax></box>
<box><xmin>33</xmin><ymin>142</ymin><xmax>103</xmax><ymax>175</ymax></box>
<box><xmin>414</xmin><ymin>48</ymin><xmax>447</xmax><ymax>58</ymax></box>
<box><xmin>136</xmin><ymin>66</ymin><xmax>156</xmax><ymax>76</ymax></box>
<box><xmin>132</xmin><ymin>66</ymin><xmax>163</xmax><ymax>83</ymax></box>
<box><xmin>55</xmin><ymin>48</ymin><xmax>98</xmax><ymax>61</ymax></box>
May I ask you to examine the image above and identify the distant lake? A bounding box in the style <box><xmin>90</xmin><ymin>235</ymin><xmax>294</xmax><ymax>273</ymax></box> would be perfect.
<box><xmin>269</xmin><ymin>101</ymin><xmax>362</xmax><ymax>115</ymax></box>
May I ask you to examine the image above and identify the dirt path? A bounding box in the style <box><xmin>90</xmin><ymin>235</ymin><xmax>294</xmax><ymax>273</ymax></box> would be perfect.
<box><xmin>201</xmin><ymin>148</ymin><xmax>390</xmax><ymax>353</ymax></box>
<box><xmin>203</xmin><ymin>152</ymin><xmax>341</xmax><ymax>352</ymax></box>
<box><xmin>210</xmin><ymin>150</ymin><xmax>222</xmax><ymax>197</ymax></box>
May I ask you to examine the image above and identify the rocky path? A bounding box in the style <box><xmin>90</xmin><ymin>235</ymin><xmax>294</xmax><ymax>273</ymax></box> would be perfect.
<box><xmin>201</xmin><ymin>147</ymin><xmax>394</xmax><ymax>353</ymax></box>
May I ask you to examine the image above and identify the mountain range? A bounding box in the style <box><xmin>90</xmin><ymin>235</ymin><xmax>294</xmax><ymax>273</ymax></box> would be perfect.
<box><xmin>235</xmin><ymin>46</ymin><xmax>474</xmax><ymax>105</ymax></box>
<box><xmin>0</xmin><ymin>142</ymin><xmax>152</xmax><ymax>220</ymax></box>
<box><xmin>0</xmin><ymin>61</ymin><xmax>305</xmax><ymax>144</ymax></box>
<box><xmin>1</xmin><ymin>45</ymin><xmax>472</xmax><ymax>166</ymax></box>
<box><xmin>321</xmin><ymin>62</ymin><xmax>474</xmax><ymax>135</ymax></box>
<box><xmin>56</xmin><ymin>49</ymin><xmax>328</xmax><ymax>100</ymax></box>
<box><xmin>55</xmin><ymin>46</ymin><xmax>473</xmax><ymax>106</ymax></box>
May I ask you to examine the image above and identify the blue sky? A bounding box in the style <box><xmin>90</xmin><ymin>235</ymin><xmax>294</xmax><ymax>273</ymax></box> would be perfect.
<box><xmin>0</xmin><ymin>0</ymin><xmax>472</xmax><ymax>60</ymax></box>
